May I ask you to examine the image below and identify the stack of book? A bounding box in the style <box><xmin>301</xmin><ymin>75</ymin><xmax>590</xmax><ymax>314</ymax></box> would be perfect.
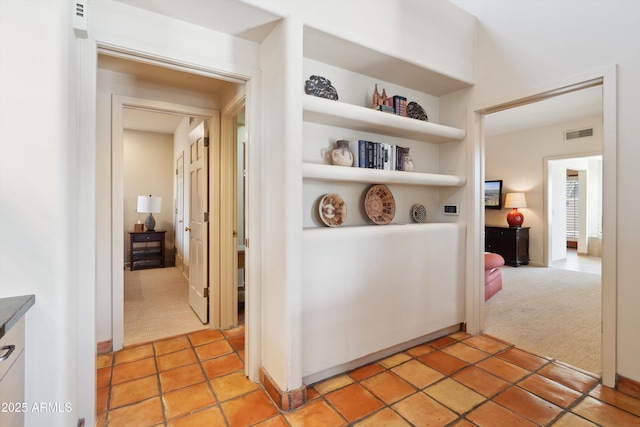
<box><xmin>357</xmin><ymin>140</ymin><xmax>407</xmax><ymax>171</ymax></box>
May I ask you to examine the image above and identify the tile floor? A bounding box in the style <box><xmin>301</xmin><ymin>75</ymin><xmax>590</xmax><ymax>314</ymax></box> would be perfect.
<box><xmin>96</xmin><ymin>327</ymin><xmax>640</xmax><ymax>426</ymax></box>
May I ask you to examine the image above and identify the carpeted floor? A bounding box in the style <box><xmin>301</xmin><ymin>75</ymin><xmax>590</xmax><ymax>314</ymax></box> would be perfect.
<box><xmin>484</xmin><ymin>265</ymin><xmax>601</xmax><ymax>375</ymax></box>
<box><xmin>124</xmin><ymin>267</ymin><xmax>208</xmax><ymax>346</ymax></box>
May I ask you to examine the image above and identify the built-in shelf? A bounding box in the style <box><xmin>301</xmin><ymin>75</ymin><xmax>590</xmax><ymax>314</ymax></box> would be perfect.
<box><xmin>303</xmin><ymin>26</ymin><xmax>473</xmax><ymax>96</ymax></box>
<box><xmin>303</xmin><ymin>95</ymin><xmax>465</xmax><ymax>143</ymax></box>
<box><xmin>302</xmin><ymin>163</ymin><xmax>465</xmax><ymax>187</ymax></box>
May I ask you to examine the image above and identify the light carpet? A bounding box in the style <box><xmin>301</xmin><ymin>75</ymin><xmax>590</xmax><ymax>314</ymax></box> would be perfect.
<box><xmin>124</xmin><ymin>267</ymin><xmax>208</xmax><ymax>346</ymax></box>
<box><xmin>485</xmin><ymin>265</ymin><xmax>601</xmax><ymax>375</ymax></box>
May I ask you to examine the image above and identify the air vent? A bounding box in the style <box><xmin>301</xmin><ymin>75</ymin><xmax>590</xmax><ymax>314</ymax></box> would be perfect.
<box><xmin>564</xmin><ymin>128</ymin><xmax>593</xmax><ymax>140</ymax></box>
<box><xmin>73</xmin><ymin>1</ymin><xmax>88</xmax><ymax>38</ymax></box>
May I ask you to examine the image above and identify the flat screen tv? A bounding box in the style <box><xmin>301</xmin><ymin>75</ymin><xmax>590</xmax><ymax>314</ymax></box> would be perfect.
<box><xmin>485</xmin><ymin>180</ymin><xmax>503</xmax><ymax>209</ymax></box>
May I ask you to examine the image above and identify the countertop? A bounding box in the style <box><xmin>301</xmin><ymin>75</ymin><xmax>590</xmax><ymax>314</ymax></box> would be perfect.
<box><xmin>0</xmin><ymin>295</ymin><xmax>35</xmax><ymax>339</ymax></box>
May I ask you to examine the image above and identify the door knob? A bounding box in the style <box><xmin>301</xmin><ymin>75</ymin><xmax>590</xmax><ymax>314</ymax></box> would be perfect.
<box><xmin>185</xmin><ymin>227</ymin><xmax>191</xmax><ymax>232</ymax></box>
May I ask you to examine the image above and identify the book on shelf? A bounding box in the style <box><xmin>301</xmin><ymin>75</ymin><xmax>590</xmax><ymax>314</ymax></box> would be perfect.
<box><xmin>392</xmin><ymin>96</ymin><xmax>407</xmax><ymax>117</ymax></box>
<box><xmin>356</xmin><ymin>140</ymin><xmax>407</xmax><ymax>171</ymax></box>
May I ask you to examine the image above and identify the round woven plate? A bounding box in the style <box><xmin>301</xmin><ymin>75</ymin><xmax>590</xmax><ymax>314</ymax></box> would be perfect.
<box><xmin>319</xmin><ymin>193</ymin><xmax>347</xmax><ymax>227</ymax></box>
<box><xmin>412</xmin><ymin>204</ymin><xmax>427</xmax><ymax>223</ymax></box>
<box><xmin>364</xmin><ymin>184</ymin><xmax>395</xmax><ymax>225</ymax></box>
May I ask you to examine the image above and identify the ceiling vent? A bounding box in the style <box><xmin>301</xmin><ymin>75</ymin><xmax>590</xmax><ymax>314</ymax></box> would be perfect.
<box><xmin>564</xmin><ymin>128</ymin><xmax>593</xmax><ymax>141</ymax></box>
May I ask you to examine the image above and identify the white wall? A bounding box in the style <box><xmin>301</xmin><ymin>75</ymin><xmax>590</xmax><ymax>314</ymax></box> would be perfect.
<box><xmin>123</xmin><ymin>130</ymin><xmax>175</xmax><ymax>263</ymax></box>
<box><xmin>0</xmin><ymin>1</ymin><xmax>84</xmax><ymax>425</ymax></box>
<box><xmin>485</xmin><ymin>115</ymin><xmax>602</xmax><ymax>265</ymax></box>
<box><xmin>452</xmin><ymin>0</ymin><xmax>640</xmax><ymax>383</ymax></box>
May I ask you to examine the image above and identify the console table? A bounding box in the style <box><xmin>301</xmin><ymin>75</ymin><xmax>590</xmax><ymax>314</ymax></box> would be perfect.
<box><xmin>485</xmin><ymin>226</ymin><xmax>530</xmax><ymax>267</ymax></box>
<box><xmin>129</xmin><ymin>230</ymin><xmax>166</xmax><ymax>271</ymax></box>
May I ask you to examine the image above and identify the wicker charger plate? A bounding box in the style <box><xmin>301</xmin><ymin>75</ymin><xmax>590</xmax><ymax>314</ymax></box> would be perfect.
<box><xmin>364</xmin><ymin>184</ymin><xmax>395</xmax><ymax>225</ymax></box>
<box><xmin>319</xmin><ymin>193</ymin><xmax>347</xmax><ymax>227</ymax></box>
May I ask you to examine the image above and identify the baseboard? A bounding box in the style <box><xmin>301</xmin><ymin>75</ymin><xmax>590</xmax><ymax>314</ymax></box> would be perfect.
<box><xmin>617</xmin><ymin>375</ymin><xmax>640</xmax><ymax>399</ymax></box>
<box><xmin>97</xmin><ymin>340</ymin><xmax>112</xmax><ymax>354</ymax></box>
<box><xmin>260</xmin><ymin>368</ymin><xmax>306</xmax><ymax>411</ymax></box>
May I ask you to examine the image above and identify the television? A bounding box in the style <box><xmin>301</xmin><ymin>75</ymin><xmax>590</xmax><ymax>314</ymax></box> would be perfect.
<box><xmin>485</xmin><ymin>180</ymin><xmax>503</xmax><ymax>209</ymax></box>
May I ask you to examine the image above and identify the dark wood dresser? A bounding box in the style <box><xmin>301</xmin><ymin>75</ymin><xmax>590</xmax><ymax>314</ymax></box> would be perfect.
<box><xmin>485</xmin><ymin>226</ymin><xmax>530</xmax><ymax>267</ymax></box>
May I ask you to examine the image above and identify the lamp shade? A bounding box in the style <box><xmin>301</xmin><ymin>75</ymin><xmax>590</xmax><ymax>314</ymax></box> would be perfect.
<box><xmin>504</xmin><ymin>192</ymin><xmax>527</xmax><ymax>209</ymax></box>
<box><xmin>137</xmin><ymin>195</ymin><xmax>162</xmax><ymax>213</ymax></box>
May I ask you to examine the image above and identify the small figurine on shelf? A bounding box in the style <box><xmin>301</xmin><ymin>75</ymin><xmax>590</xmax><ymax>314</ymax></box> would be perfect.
<box><xmin>372</xmin><ymin>84</ymin><xmax>381</xmax><ymax>107</ymax></box>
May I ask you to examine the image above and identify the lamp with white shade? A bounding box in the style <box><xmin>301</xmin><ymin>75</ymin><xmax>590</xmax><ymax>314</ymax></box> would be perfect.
<box><xmin>504</xmin><ymin>192</ymin><xmax>526</xmax><ymax>228</ymax></box>
<box><xmin>137</xmin><ymin>195</ymin><xmax>162</xmax><ymax>231</ymax></box>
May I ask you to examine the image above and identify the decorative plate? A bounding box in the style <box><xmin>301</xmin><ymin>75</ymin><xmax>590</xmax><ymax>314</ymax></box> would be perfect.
<box><xmin>364</xmin><ymin>184</ymin><xmax>396</xmax><ymax>225</ymax></box>
<box><xmin>407</xmin><ymin>101</ymin><xmax>428</xmax><ymax>121</ymax></box>
<box><xmin>305</xmin><ymin>75</ymin><xmax>339</xmax><ymax>100</ymax></box>
<box><xmin>412</xmin><ymin>204</ymin><xmax>427</xmax><ymax>223</ymax></box>
<box><xmin>319</xmin><ymin>193</ymin><xmax>347</xmax><ymax>227</ymax></box>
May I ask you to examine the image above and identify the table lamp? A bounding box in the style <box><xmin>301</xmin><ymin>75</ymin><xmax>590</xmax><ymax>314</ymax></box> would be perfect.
<box><xmin>504</xmin><ymin>192</ymin><xmax>526</xmax><ymax>227</ymax></box>
<box><xmin>137</xmin><ymin>195</ymin><xmax>162</xmax><ymax>231</ymax></box>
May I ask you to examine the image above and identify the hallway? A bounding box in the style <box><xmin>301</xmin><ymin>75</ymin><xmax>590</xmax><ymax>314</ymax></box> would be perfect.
<box><xmin>96</xmin><ymin>326</ymin><xmax>640</xmax><ymax>426</ymax></box>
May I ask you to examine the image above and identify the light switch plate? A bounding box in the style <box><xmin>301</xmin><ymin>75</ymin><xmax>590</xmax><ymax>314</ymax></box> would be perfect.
<box><xmin>443</xmin><ymin>204</ymin><xmax>460</xmax><ymax>215</ymax></box>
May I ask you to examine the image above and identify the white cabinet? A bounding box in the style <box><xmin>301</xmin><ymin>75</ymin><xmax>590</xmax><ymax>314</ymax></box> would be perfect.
<box><xmin>0</xmin><ymin>316</ymin><xmax>26</xmax><ymax>427</ymax></box>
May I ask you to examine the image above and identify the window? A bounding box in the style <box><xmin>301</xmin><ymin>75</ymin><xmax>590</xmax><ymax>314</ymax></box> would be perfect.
<box><xmin>566</xmin><ymin>174</ymin><xmax>579</xmax><ymax>239</ymax></box>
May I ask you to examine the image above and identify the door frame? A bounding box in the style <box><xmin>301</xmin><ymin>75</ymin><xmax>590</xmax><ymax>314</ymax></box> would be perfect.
<box><xmin>220</xmin><ymin>94</ymin><xmax>246</xmax><ymax>329</ymax></box>
<box><xmin>111</xmin><ymin>95</ymin><xmax>218</xmax><ymax>347</ymax></box>
<box><xmin>467</xmin><ymin>65</ymin><xmax>617</xmax><ymax>387</ymax></box>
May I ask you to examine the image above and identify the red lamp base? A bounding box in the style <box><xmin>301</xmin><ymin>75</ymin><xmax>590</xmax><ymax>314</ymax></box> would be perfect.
<box><xmin>507</xmin><ymin>208</ymin><xmax>524</xmax><ymax>227</ymax></box>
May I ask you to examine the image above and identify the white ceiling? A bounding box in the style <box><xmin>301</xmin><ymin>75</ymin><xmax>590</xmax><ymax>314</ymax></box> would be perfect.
<box><xmin>485</xmin><ymin>86</ymin><xmax>603</xmax><ymax>136</ymax></box>
<box><xmin>110</xmin><ymin>0</ymin><xmax>602</xmax><ymax>136</ymax></box>
<box><xmin>114</xmin><ymin>0</ymin><xmax>282</xmax><ymax>43</ymax></box>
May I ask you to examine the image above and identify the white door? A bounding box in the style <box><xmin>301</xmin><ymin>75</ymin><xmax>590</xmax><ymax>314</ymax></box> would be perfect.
<box><xmin>188</xmin><ymin>121</ymin><xmax>209</xmax><ymax>323</ymax></box>
<box><xmin>175</xmin><ymin>152</ymin><xmax>185</xmax><ymax>272</ymax></box>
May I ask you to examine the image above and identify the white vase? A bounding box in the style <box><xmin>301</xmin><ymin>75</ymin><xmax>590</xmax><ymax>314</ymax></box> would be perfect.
<box><xmin>331</xmin><ymin>140</ymin><xmax>353</xmax><ymax>167</ymax></box>
<box><xmin>402</xmin><ymin>147</ymin><xmax>414</xmax><ymax>172</ymax></box>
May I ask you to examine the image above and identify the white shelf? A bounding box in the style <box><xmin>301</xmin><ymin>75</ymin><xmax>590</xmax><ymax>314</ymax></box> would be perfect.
<box><xmin>302</xmin><ymin>163</ymin><xmax>465</xmax><ymax>187</ymax></box>
<box><xmin>303</xmin><ymin>26</ymin><xmax>473</xmax><ymax>96</ymax></box>
<box><xmin>303</xmin><ymin>95</ymin><xmax>465</xmax><ymax>143</ymax></box>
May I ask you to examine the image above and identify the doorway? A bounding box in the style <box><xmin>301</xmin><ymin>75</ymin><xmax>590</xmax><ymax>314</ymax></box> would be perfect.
<box><xmin>473</xmin><ymin>71</ymin><xmax>617</xmax><ymax>386</ymax></box>
<box><xmin>99</xmin><ymin>53</ymin><xmax>246</xmax><ymax>349</ymax></box>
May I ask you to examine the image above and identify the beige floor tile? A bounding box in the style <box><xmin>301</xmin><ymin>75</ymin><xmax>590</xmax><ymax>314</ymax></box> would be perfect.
<box><xmin>379</xmin><ymin>352</ymin><xmax>412</xmax><ymax>368</ymax></box>
<box><xmin>209</xmin><ymin>371</ymin><xmax>260</xmax><ymax>402</ymax></box>
<box><xmin>162</xmin><ymin>382</ymin><xmax>216</xmax><ymax>420</ymax></box>
<box><xmin>313</xmin><ymin>375</ymin><xmax>354</xmax><ymax>395</ymax></box>
<box><xmin>441</xmin><ymin>342</ymin><xmax>490</xmax><ymax>364</ymax></box>
<box><xmin>424</xmin><ymin>378</ymin><xmax>486</xmax><ymax>414</ymax></box>
<box><xmin>107</xmin><ymin>397</ymin><xmax>164</xmax><ymax>427</ymax></box>
<box><xmin>392</xmin><ymin>359</ymin><xmax>444</xmax><ymax>389</ymax></box>
<box><xmin>110</xmin><ymin>375</ymin><xmax>159</xmax><ymax>408</ymax></box>
<box><xmin>392</xmin><ymin>392</ymin><xmax>457</xmax><ymax>427</ymax></box>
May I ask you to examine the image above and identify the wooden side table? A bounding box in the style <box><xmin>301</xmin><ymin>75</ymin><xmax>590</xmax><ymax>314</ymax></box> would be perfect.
<box><xmin>485</xmin><ymin>226</ymin><xmax>530</xmax><ymax>267</ymax></box>
<box><xmin>129</xmin><ymin>230</ymin><xmax>166</xmax><ymax>271</ymax></box>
